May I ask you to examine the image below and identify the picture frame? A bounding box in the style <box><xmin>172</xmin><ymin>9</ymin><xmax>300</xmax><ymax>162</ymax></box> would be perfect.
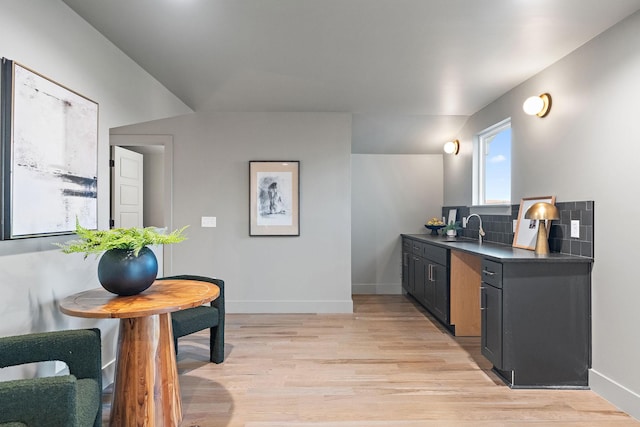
<box><xmin>447</xmin><ymin>209</ymin><xmax>457</xmax><ymax>225</ymax></box>
<box><xmin>513</xmin><ymin>195</ymin><xmax>556</xmax><ymax>250</ymax></box>
<box><xmin>1</xmin><ymin>59</ymin><xmax>99</xmax><ymax>239</ymax></box>
<box><xmin>249</xmin><ymin>160</ymin><xmax>300</xmax><ymax>236</ymax></box>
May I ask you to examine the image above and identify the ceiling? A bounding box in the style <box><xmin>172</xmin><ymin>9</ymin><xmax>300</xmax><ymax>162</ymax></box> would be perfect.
<box><xmin>62</xmin><ymin>0</ymin><xmax>640</xmax><ymax>153</ymax></box>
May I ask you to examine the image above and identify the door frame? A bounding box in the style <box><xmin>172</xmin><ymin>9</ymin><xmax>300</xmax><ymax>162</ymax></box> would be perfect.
<box><xmin>109</xmin><ymin>134</ymin><xmax>174</xmax><ymax>275</ymax></box>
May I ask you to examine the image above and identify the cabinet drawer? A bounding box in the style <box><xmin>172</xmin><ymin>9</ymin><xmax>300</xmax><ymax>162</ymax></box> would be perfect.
<box><xmin>424</xmin><ymin>243</ymin><xmax>448</xmax><ymax>266</ymax></box>
<box><xmin>402</xmin><ymin>238</ymin><xmax>412</xmax><ymax>252</ymax></box>
<box><xmin>481</xmin><ymin>258</ymin><xmax>503</xmax><ymax>288</ymax></box>
<box><xmin>411</xmin><ymin>241</ymin><xmax>424</xmax><ymax>255</ymax></box>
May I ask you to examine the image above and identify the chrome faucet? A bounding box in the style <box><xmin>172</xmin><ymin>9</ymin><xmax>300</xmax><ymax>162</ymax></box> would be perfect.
<box><xmin>466</xmin><ymin>214</ymin><xmax>486</xmax><ymax>244</ymax></box>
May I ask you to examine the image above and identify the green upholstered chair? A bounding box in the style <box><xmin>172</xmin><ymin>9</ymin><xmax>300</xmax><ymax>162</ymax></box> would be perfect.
<box><xmin>158</xmin><ymin>275</ymin><xmax>225</xmax><ymax>363</ymax></box>
<box><xmin>0</xmin><ymin>328</ymin><xmax>102</xmax><ymax>427</ymax></box>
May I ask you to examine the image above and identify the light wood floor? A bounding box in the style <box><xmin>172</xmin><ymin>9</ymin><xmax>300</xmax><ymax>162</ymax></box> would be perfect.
<box><xmin>102</xmin><ymin>295</ymin><xmax>638</xmax><ymax>426</ymax></box>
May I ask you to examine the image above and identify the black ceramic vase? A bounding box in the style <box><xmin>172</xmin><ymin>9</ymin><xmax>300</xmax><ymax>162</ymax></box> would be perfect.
<box><xmin>97</xmin><ymin>247</ymin><xmax>158</xmax><ymax>296</ymax></box>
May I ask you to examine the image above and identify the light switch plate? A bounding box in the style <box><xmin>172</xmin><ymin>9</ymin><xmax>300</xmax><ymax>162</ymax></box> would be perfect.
<box><xmin>571</xmin><ymin>220</ymin><xmax>580</xmax><ymax>238</ymax></box>
<box><xmin>201</xmin><ymin>216</ymin><xmax>217</xmax><ymax>227</ymax></box>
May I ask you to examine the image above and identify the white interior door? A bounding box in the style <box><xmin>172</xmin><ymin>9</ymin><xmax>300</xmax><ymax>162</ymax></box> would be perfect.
<box><xmin>111</xmin><ymin>146</ymin><xmax>143</xmax><ymax>228</ymax></box>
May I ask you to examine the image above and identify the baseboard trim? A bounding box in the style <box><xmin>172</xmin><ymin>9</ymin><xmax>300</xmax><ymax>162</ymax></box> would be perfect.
<box><xmin>590</xmin><ymin>369</ymin><xmax>640</xmax><ymax>421</ymax></box>
<box><xmin>226</xmin><ymin>299</ymin><xmax>353</xmax><ymax>313</ymax></box>
<box><xmin>352</xmin><ymin>283</ymin><xmax>402</xmax><ymax>295</ymax></box>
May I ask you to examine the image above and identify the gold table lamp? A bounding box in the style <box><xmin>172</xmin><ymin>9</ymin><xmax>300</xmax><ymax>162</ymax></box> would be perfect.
<box><xmin>524</xmin><ymin>202</ymin><xmax>560</xmax><ymax>255</ymax></box>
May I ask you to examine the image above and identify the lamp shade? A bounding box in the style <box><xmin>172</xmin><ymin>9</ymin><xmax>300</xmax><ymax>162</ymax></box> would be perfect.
<box><xmin>443</xmin><ymin>139</ymin><xmax>459</xmax><ymax>155</ymax></box>
<box><xmin>523</xmin><ymin>96</ymin><xmax>544</xmax><ymax>115</ymax></box>
<box><xmin>524</xmin><ymin>202</ymin><xmax>559</xmax><ymax>220</ymax></box>
<box><xmin>523</xmin><ymin>93</ymin><xmax>551</xmax><ymax>117</ymax></box>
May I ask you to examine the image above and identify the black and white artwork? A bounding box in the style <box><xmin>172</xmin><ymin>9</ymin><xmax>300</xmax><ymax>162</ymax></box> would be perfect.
<box><xmin>257</xmin><ymin>171</ymin><xmax>293</xmax><ymax>226</ymax></box>
<box><xmin>249</xmin><ymin>161</ymin><xmax>299</xmax><ymax>236</ymax></box>
<box><xmin>1</xmin><ymin>60</ymin><xmax>98</xmax><ymax>239</ymax></box>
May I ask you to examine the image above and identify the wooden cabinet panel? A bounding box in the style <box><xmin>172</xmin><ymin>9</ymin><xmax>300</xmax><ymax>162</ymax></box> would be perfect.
<box><xmin>450</xmin><ymin>251</ymin><xmax>481</xmax><ymax>336</ymax></box>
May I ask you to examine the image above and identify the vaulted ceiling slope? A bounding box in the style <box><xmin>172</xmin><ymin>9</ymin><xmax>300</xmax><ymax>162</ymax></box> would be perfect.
<box><xmin>62</xmin><ymin>0</ymin><xmax>640</xmax><ymax>153</ymax></box>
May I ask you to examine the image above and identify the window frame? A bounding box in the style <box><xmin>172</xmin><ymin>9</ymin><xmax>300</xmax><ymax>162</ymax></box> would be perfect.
<box><xmin>472</xmin><ymin>117</ymin><xmax>511</xmax><ymax>207</ymax></box>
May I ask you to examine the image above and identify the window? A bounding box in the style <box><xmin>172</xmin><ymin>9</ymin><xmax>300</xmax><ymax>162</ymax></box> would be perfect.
<box><xmin>473</xmin><ymin>118</ymin><xmax>511</xmax><ymax>206</ymax></box>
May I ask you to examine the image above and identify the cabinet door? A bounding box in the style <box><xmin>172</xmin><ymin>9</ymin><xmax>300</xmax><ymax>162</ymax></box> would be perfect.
<box><xmin>481</xmin><ymin>283</ymin><xmax>503</xmax><ymax>369</ymax></box>
<box><xmin>408</xmin><ymin>254</ymin><xmax>416</xmax><ymax>295</ymax></box>
<box><xmin>413</xmin><ymin>256</ymin><xmax>426</xmax><ymax>302</ymax></box>
<box><xmin>402</xmin><ymin>250</ymin><xmax>410</xmax><ymax>292</ymax></box>
<box><xmin>423</xmin><ymin>263</ymin><xmax>435</xmax><ymax>310</ymax></box>
<box><xmin>432</xmin><ymin>263</ymin><xmax>449</xmax><ymax>323</ymax></box>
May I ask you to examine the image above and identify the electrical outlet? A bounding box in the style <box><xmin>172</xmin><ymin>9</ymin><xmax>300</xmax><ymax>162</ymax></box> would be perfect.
<box><xmin>201</xmin><ymin>216</ymin><xmax>217</xmax><ymax>227</ymax></box>
<box><xmin>462</xmin><ymin>217</ymin><xmax>468</xmax><ymax>228</ymax></box>
<box><xmin>513</xmin><ymin>220</ymin><xmax>517</xmax><ymax>233</ymax></box>
<box><xmin>571</xmin><ymin>220</ymin><xmax>580</xmax><ymax>238</ymax></box>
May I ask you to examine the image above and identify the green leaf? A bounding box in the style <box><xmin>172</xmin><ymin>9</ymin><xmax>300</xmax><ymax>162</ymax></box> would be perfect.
<box><xmin>55</xmin><ymin>218</ymin><xmax>188</xmax><ymax>258</ymax></box>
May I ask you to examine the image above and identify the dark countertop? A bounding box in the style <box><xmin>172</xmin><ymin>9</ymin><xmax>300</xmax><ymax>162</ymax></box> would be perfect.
<box><xmin>402</xmin><ymin>234</ymin><xmax>593</xmax><ymax>264</ymax></box>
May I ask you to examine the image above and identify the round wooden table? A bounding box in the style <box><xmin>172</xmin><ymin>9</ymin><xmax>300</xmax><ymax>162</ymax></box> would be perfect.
<box><xmin>59</xmin><ymin>279</ymin><xmax>220</xmax><ymax>427</ymax></box>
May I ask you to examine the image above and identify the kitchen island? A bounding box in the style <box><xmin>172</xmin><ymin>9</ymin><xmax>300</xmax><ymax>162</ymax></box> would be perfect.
<box><xmin>401</xmin><ymin>233</ymin><xmax>592</xmax><ymax>389</ymax></box>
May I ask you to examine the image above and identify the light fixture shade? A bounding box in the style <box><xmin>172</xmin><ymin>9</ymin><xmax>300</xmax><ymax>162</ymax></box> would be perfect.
<box><xmin>443</xmin><ymin>139</ymin><xmax>459</xmax><ymax>155</ymax></box>
<box><xmin>524</xmin><ymin>201</ymin><xmax>558</xmax><ymax>255</ymax></box>
<box><xmin>524</xmin><ymin>202</ymin><xmax>560</xmax><ymax>220</ymax></box>
<box><xmin>523</xmin><ymin>93</ymin><xmax>551</xmax><ymax>117</ymax></box>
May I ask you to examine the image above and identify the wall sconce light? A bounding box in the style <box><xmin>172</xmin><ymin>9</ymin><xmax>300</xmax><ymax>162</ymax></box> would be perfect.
<box><xmin>443</xmin><ymin>139</ymin><xmax>459</xmax><ymax>155</ymax></box>
<box><xmin>524</xmin><ymin>202</ymin><xmax>560</xmax><ymax>255</ymax></box>
<box><xmin>523</xmin><ymin>93</ymin><xmax>551</xmax><ymax>117</ymax></box>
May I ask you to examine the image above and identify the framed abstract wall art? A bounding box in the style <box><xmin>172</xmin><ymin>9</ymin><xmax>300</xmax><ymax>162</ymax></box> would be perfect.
<box><xmin>249</xmin><ymin>160</ymin><xmax>299</xmax><ymax>236</ymax></box>
<box><xmin>1</xmin><ymin>58</ymin><xmax>98</xmax><ymax>239</ymax></box>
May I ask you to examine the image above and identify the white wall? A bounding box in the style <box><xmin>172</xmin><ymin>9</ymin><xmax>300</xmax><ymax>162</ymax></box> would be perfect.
<box><xmin>141</xmin><ymin>152</ymin><xmax>165</xmax><ymax>228</ymax></box>
<box><xmin>112</xmin><ymin>112</ymin><xmax>353</xmax><ymax>313</ymax></box>
<box><xmin>443</xmin><ymin>11</ymin><xmax>640</xmax><ymax>420</ymax></box>
<box><xmin>0</xmin><ymin>0</ymin><xmax>191</xmax><ymax>382</ymax></box>
<box><xmin>351</xmin><ymin>154</ymin><xmax>443</xmax><ymax>294</ymax></box>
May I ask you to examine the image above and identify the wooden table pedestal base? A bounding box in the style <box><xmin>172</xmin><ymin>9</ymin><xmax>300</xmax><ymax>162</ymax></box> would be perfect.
<box><xmin>59</xmin><ymin>280</ymin><xmax>220</xmax><ymax>427</ymax></box>
<box><xmin>109</xmin><ymin>313</ymin><xmax>182</xmax><ymax>427</ymax></box>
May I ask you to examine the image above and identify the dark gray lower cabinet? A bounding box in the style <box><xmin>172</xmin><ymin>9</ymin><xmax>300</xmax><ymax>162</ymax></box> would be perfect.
<box><xmin>413</xmin><ymin>255</ymin><xmax>426</xmax><ymax>302</ymax></box>
<box><xmin>481</xmin><ymin>258</ymin><xmax>503</xmax><ymax>368</ymax></box>
<box><xmin>401</xmin><ymin>236</ymin><xmax>450</xmax><ymax>328</ymax></box>
<box><xmin>402</xmin><ymin>234</ymin><xmax>592</xmax><ymax>389</ymax></box>
<box><xmin>402</xmin><ymin>238</ymin><xmax>414</xmax><ymax>293</ymax></box>
<box><xmin>401</xmin><ymin>239</ymin><xmax>411</xmax><ymax>294</ymax></box>
<box><xmin>402</xmin><ymin>238</ymin><xmax>420</xmax><ymax>295</ymax></box>
<box><xmin>480</xmin><ymin>258</ymin><xmax>591</xmax><ymax>388</ymax></box>
<box><xmin>431</xmin><ymin>262</ymin><xmax>448</xmax><ymax>323</ymax></box>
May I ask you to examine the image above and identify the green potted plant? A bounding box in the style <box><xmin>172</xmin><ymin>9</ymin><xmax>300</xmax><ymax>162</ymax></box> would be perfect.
<box><xmin>442</xmin><ymin>221</ymin><xmax>462</xmax><ymax>238</ymax></box>
<box><xmin>57</xmin><ymin>220</ymin><xmax>188</xmax><ymax>296</ymax></box>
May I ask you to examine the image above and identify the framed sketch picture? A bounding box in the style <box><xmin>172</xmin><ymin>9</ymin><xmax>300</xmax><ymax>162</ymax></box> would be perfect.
<box><xmin>1</xmin><ymin>59</ymin><xmax>98</xmax><ymax>239</ymax></box>
<box><xmin>513</xmin><ymin>195</ymin><xmax>556</xmax><ymax>250</ymax></box>
<box><xmin>447</xmin><ymin>209</ymin><xmax>457</xmax><ymax>225</ymax></box>
<box><xmin>249</xmin><ymin>161</ymin><xmax>300</xmax><ymax>236</ymax></box>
